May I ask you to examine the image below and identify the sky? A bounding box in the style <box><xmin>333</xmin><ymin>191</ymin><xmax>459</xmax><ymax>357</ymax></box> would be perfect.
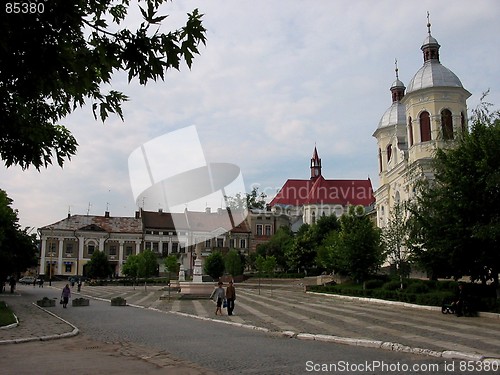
<box><xmin>2</xmin><ymin>0</ymin><xmax>500</xmax><ymax>231</ymax></box>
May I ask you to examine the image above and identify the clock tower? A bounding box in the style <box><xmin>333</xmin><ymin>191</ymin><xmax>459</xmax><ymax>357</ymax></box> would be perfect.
<box><xmin>310</xmin><ymin>146</ymin><xmax>322</xmax><ymax>180</ymax></box>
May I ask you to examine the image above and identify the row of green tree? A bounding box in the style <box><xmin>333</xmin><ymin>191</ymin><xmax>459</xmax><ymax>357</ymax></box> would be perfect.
<box><xmin>257</xmin><ymin>206</ymin><xmax>384</xmax><ymax>285</ymax></box>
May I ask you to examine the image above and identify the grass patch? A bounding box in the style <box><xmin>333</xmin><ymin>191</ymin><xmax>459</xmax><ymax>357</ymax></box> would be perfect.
<box><xmin>0</xmin><ymin>301</ymin><xmax>17</xmax><ymax>326</ymax></box>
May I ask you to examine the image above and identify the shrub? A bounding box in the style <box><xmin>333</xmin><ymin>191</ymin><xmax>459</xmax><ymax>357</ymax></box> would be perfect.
<box><xmin>405</xmin><ymin>282</ymin><xmax>429</xmax><ymax>294</ymax></box>
<box><xmin>307</xmin><ymin>279</ymin><xmax>499</xmax><ymax>312</ymax></box>
<box><xmin>435</xmin><ymin>280</ymin><xmax>458</xmax><ymax>291</ymax></box>
<box><xmin>365</xmin><ymin>279</ymin><xmax>384</xmax><ymax>290</ymax></box>
<box><xmin>382</xmin><ymin>280</ymin><xmax>402</xmax><ymax>291</ymax></box>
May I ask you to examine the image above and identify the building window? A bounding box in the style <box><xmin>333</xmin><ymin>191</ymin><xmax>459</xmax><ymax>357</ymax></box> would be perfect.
<box><xmin>378</xmin><ymin>148</ymin><xmax>382</xmax><ymax>172</ymax></box>
<box><xmin>408</xmin><ymin>116</ymin><xmax>414</xmax><ymax>146</ymax></box>
<box><xmin>264</xmin><ymin>225</ymin><xmax>272</xmax><ymax>236</ymax></box>
<box><xmin>239</xmin><ymin>239</ymin><xmax>247</xmax><ymax>249</ymax></box>
<box><xmin>229</xmin><ymin>238</ymin><xmax>235</xmax><ymax>248</ymax></box>
<box><xmin>125</xmin><ymin>245</ymin><xmax>133</xmax><ymax>256</ymax></box>
<box><xmin>162</xmin><ymin>242</ymin><xmax>169</xmax><ymax>256</ymax></box>
<box><xmin>461</xmin><ymin>111</ymin><xmax>467</xmax><ymax>132</ymax></box>
<box><xmin>205</xmin><ymin>239</ymin><xmax>211</xmax><ymax>248</ymax></box>
<box><xmin>65</xmin><ymin>263</ymin><xmax>72</xmax><ymax>273</ymax></box>
<box><xmin>256</xmin><ymin>224</ymin><xmax>263</xmax><ymax>236</ymax></box>
<box><xmin>88</xmin><ymin>244</ymin><xmax>95</xmax><ymax>255</ymax></box>
<box><xmin>48</xmin><ymin>241</ymin><xmax>57</xmax><ymax>253</ymax></box>
<box><xmin>420</xmin><ymin>111</ymin><xmax>431</xmax><ymax>142</ymax></box>
<box><xmin>172</xmin><ymin>242</ymin><xmax>179</xmax><ymax>253</ymax></box>
<box><xmin>65</xmin><ymin>243</ymin><xmax>74</xmax><ymax>255</ymax></box>
<box><xmin>152</xmin><ymin>242</ymin><xmax>159</xmax><ymax>253</ymax></box>
<box><xmin>109</xmin><ymin>245</ymin><xmax>117</xmax><ymax>256</ymax></box>
<box><xmin>441</xmin><ymin>109</ymin><xmax>453</xmax><ymax>140</ymax></box>
<box><xmin>216</xmin><ymin>238</ymin><xmax>224</xmax><ymax>248</ymax></box>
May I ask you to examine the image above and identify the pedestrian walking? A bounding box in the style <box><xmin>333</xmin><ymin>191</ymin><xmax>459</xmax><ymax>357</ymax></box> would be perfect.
<box><xmin>77</xmin><ymin>279</ymin><xmax>82</xmax><ymax>292</ymax></box>
<box><xmin>61</xmin><ymin>284</ymin><xmax>71</xmax><ymax>308</ymax></box>
<box><xmin>225</xmin><ymin>280</ymin><xmax>236</xmax><ymax>316</ymax></box>
<box><xmin>9</xmin><ymin>276</ymin><xmax>16</xmax><ymax>294</ymax></box>
<box><xmin>214</xmin><ymin>281</ymin><xmax>225</xmax><ymax>316</ymax></box>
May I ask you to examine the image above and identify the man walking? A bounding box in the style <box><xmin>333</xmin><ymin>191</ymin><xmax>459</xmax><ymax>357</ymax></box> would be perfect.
<box><xmin>225</xmin><ymin>280</ymin><xmax>236</xmax><ymax>316</ymax></box>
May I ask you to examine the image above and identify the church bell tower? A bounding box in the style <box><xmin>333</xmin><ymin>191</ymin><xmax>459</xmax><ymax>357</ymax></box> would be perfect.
<box><xmin>310</xmin><ymin>146</ymin><xmax>322</xmax><ymax>180</ymax></box>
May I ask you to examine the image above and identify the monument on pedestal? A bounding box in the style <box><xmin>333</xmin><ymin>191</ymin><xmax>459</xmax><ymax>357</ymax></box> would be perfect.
<box><xmin>179</xmin><ymin>258</ymin><xmax>214</xmax><ymax>298</ymax></box>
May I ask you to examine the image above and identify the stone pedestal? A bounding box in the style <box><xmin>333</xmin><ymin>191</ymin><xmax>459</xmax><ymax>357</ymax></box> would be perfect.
<box><xmin>178</xmin><ymin>281</ymin><xmax>214</xmax><ymax>298</ymax></box>
<box><xmin>192</xmin><ymin>259</ymin><xmax>203</xmax><ymax>283</ymax></box>
<box><xmin>178</xmin><ymin>264</ymin><xmax>186</xmax><ymax>282</ymax></box>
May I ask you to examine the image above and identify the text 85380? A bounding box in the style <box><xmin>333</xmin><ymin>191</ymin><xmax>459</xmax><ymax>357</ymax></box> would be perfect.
<box><xmin>5</xmin><ymin>2</ymin><xmax>45</xmax><ymax>14</ymax></box>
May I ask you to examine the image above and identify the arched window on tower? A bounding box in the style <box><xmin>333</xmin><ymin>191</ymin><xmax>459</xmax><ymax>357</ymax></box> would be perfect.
<box><xmin>386</xmin><ymin>144</ymin><xmax>392</xmax><ymax>162</ymax></box>
<box><xmin>420</xmin><ymin>111</ymin><xmax>431</xmax><ymax>142</ymax></box>
<box><xmin>441</xmin><ymin>109</ymin><xmax>453</xmax><ymax>140</ymax></box>
<box><xmin>378</xmin><ymin>148</ymin><xmax>382</xmax><ymax>172</ymax></box>
<box><xmin>408</xmin><ymin>116</ymin><xmax>414</xmax><ymax>146</ymax></box>
<box><xmin>461</xmin><ymin>111</ymin><xmax>467</xmax><ymax>133</ymax></box>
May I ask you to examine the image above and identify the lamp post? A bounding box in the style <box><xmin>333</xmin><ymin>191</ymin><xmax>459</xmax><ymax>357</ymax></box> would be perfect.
<box><xmin>49</xmin><ymin>250</ymin><xmax>53</xmax><ymax>286</ymax></box>
<box><xmin>49</xmin><ymin>227</ymin><xmax>54</xmax><ymax>286</ymax></box>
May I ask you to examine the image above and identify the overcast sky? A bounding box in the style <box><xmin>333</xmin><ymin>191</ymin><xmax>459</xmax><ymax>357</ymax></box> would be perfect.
<box><xmin>2</xmin><ymin>0</ymin><xmax>500</xmax><ymax>230</ymax></box>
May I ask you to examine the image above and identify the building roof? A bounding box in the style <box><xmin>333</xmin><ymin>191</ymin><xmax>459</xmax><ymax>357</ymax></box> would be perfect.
<box><xmin>185</xmin><ymin>209</ymin><xmax>250</xmax><ymax>234</ymax></box>
<box><xmin>141</xmin><ymin>210</ymin><xmax>188</xmax><ymax>230</ymax></box>
<box><xmin>406</xmin><ymin>61</ymin><xmax>463</xmax><ymax>94</ymax></box>
<box><xmin>269</xmin><ymin>176</ymin><xmax>374</xmax><ymax>207</ymax></box>
<box><xmin>41</xmin><ymin>214</ymin><xmax>143</xmax><ymax>233</ymax></box>
<box><xmin>40</xmin><ymin>209</ymin><xmax>250</xmax><ymax>237</ymax></box>
<box><xmin>406</xmin><ymin>25</ymin><xmax>464</xmax><ymax>94</ymax></box>
<box><xmin>377</xmin><ymin>101</ymin><xmax>406</xmax><ymax>130</ymax></box>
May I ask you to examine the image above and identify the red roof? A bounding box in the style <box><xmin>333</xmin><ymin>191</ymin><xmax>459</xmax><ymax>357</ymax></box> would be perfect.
<box><xmin>270</xmin><ymin>176</ymin><xmax>374</xmax><ymax>207</ymax></box>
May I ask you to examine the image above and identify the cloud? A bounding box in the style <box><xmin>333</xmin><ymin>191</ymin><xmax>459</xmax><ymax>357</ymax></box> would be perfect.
<box><xmin>2</xmin><ymin>0</ymin><xmax>500</xmax><ymax>230</ymax></box>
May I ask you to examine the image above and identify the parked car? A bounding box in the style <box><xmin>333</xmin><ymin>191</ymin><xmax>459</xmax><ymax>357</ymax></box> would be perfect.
<box><xmin>19</xmin><ymin>276</ymin><xmax>36</xmax><ymax>285</ymax></box>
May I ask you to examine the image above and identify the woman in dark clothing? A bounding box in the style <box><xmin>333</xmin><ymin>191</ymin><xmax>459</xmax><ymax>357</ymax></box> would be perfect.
<box><xmin>61</xmin><ymin>284</ymin><xmax>71</xmax><ymax>308</ymax></box>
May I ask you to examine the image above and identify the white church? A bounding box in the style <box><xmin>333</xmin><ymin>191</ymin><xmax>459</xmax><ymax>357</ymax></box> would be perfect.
<box><xmin>373</xmin><ymin>17</ymin><xmax>471</xmax><ymax>227</ymax></box>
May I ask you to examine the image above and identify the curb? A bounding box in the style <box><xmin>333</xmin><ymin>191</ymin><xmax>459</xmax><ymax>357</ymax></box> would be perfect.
<box><xmin>293</xmin><ymin>332</ymin><xmax>500</xmax><ymax>362</ymax></box>
<box><xmin>0</xmin><ymin>303</ymin><xmax>79</xmax><ymax>345</ymax></box>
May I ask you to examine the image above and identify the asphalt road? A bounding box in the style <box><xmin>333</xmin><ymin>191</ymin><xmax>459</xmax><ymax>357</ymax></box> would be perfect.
<box><xmin>3</xmin><ymin>285</ymin><xmax>497</xmax><ymax>375</ymax></box>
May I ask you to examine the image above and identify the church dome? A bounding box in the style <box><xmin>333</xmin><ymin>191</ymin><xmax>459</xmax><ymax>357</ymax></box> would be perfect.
<box><xmin>391</xmin><ymin>78</ymin><xmax>405</xmax><ymax>89</ymax></box>
<box><xmin>377</xmin><ymin>101</ymin><xmax>406</xmax><ymax>129</ymax></box>
<box><xmin>377</xmin><ymin>67</ymin><xmax>406</xmax><ymax>130</ymax></box>
<box><xmin>406</xmin><ymin>61</ymin><xmax>463</xmax><ymax>94</ymax></box>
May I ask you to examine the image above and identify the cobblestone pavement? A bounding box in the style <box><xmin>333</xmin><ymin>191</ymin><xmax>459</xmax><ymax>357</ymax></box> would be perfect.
<box><xmin>1</xmin><ymin>281</ymin><xmax>500</xmax><ymax>365</ymax></box>
<box><xmin>0</xmin><ymin>286</ymin><xmax>217</xmax><ymax>375</ymax></box>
